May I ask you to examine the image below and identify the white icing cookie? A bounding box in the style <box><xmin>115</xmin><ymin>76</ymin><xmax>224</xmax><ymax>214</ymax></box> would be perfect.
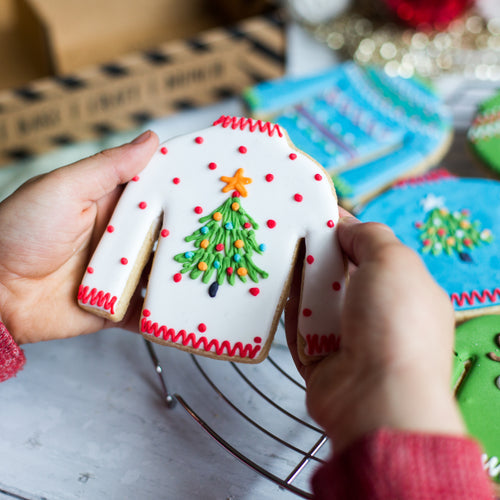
<box><xmin>78</xmin><ymin>116</ymin><xmax>346</xmax><ymax>363</ymax></box>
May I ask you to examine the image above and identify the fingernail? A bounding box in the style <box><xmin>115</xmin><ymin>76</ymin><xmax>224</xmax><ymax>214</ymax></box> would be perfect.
<box><xmin>130</xmin><ymin>130</ymin><xmax>151</xmax><ymax>145</ymax></box>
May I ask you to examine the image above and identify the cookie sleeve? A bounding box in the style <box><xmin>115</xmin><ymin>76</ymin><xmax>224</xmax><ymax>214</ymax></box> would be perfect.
<box><xmin>78</xmin><ymin>167</ymin><xmax>162</xmax><ymax>321</ymax></box>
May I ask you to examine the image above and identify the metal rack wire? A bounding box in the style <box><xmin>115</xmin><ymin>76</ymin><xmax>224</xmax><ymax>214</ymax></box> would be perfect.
<box><xmin>144</xmin><ymin>327</ymin><xmax>330</xmax><ymax>498</ymax></box>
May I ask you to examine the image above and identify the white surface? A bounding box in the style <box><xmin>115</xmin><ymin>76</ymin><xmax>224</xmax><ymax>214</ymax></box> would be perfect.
<box><xmin>0</xmin><ymin>328</ymin><xmax>326</xmax><ymax>500</ymax></box>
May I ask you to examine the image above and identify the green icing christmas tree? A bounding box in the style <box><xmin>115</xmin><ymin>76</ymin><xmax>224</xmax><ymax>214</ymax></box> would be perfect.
<box><xmin>174</xmin><ymin>184</ymin><xmax>268</xmax><ymax>297</ymax></box>
<box><xmin>416</xmin><ymin>194</ymin><xmax>493</xmax><ymax>262</ymax></box>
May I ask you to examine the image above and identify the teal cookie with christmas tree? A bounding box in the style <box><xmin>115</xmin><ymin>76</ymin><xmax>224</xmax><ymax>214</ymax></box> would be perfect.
<box><xmin>359</xmin><ymin>176</ymin><xmax>500</xmax><ymax>320</ymax></box>
<box><xmin>244</xmin><ymin>62</ymin><xmax>452</xmax><ymax>210</ymax></box>
<box><xmin>453</xmin><ymin>315</ymin><xmax>500</xmax><ymax>495</ymax></box>
<box><xmin>468</xmin><ymin>90</ymin><xmax>500</xmax><ymax>174</ymax></box>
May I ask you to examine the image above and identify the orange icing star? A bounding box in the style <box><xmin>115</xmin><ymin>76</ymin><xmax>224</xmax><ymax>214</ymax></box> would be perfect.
<box><xmin>220</xmin><ymin>168</ymin><xmax>252</xmax><ymax>197</ymax></box>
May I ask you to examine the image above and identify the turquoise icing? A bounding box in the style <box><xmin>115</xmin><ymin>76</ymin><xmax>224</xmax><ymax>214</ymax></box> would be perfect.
<box><xmin>244</xmin><ymin>62</ymin><xmax>451</xmax><ymax>208</ymax></box>
<box><xmin>359</xmin><ymin>178</ymin><xmax>500</xmax><ymax>313</ymax></box>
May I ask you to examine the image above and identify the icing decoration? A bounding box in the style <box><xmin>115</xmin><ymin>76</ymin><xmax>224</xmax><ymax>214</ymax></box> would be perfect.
<box><xmin>468</xmin><ymin>90</ymin><xmax>500</xmax><ymax>175</ymax></box>
<box><xmin>132</xmin><ymin>176</ymin><xmax>140</xmax><ymax>182</ymax></box>
<box><xmin>78</xmin><ymin>116</ymin><xmax>345</xmax><ymax>363</ymax></box>
<box><xmin>160</xmin><ymin>147</ymin><xmax>167</xmax><ymax>155</ymax></box>
<box><xmin>174</xmin><ymin>193</ymin><xmax>268</xmax><ymax>297</ymax></box>
<box><xmin>306</xmin><ymin>333</ymin><xmax>340</xmax><ymax>355</ymax></box>
<box><xmin>213</xmin><ymin>115</ymin><xmax>283</xmax><ymax>138</ymax></box>
<box><xmin>453</xmin><ymin>315</ymin><xmax>500</xmax><ymax>485</ymax></box>
<box><xmin>416</xmin><ymin>196</ymin><xmax>493</xmax><ymax>261</ymax></box>
<box><xmin>107</xmin><ymin>225</ymin><xmax>115</xmax><ymax>233</ymax></box>
<box><xmin>244</xmin><ymin>62</ymin><xmax>452</xmax><ymax>209</ymax></box>
<box><xmin>359</xmin><ymin>177</ymin><xmax>500</xmax><ymax>318</ymax></box>
<box><xmin>78</xmin><ymin>286</ymin><xmax>117</xmax><ymax>314</ymax></box>
<box><xmin>220</xmin><ymin>168</ymin><xmax>252</xmax><ymax>197</ymax></box>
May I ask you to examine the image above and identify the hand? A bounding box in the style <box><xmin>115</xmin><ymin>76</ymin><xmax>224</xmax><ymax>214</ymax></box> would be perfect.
<box><xmin>286</xmin><ymin>210</ymin><xmax>465</xmax><ymax>452</ymax></box>
<box><xmin>0</xmin><ymin>131</ymin><xmax>159</xmax><ymax>344</ymax></box>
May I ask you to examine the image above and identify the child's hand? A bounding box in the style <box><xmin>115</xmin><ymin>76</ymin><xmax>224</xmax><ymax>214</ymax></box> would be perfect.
<box><xmin>0</xmin><ymin>131</ymin><xmax>159</xmax><ymax>344</ymax></box>
<box><xmin>286</xmin><ymin>211</ymin><xmax>465</xmax><ymax>452</ymax></box>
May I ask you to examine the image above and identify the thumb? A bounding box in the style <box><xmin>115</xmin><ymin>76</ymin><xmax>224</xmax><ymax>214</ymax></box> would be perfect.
<box><xmin>58</xmin><ymin>130</ymin><xmax>159</xmax><ymax>204</ymax></box>
<box><xmin>337</xmin><ymin>215</ymin><xmax>400</xmax><ymax>267</ymax></box>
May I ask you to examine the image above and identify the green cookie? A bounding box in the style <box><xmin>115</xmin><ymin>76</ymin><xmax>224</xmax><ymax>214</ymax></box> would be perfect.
<box><xmin>468</xmin><ymin>91</ymin><xmax>500</xmax><ymax>174</ymax></box>
<box><xmin>453</xmin><ymin>315</ymin><xmax>500</xmax><ymax>485</ymax></box>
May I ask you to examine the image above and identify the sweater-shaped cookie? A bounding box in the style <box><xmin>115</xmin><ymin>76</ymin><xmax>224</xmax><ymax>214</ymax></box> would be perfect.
<box><xmin>453</xmin><ymin>315</ymin><xmax>500</xmax><ymax>494</ymax></box>
<box><xmin>78</xmin><ymin>116</ymin><xmax>346</xmax><ymax>363</ymax></box>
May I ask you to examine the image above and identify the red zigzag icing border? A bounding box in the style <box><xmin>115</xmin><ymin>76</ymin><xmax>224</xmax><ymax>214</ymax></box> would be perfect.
<box><xmin>213</xmin><ymin>115</ymin><xmax>283</xmax><ymax>138</ymax></box>
<box><xmin>306</xmin><ymin>333</ymin><xmax>341</xmax><ymax>356</ymax></box>
<box><xmin>78</xmin><ymin>285</ymin><xmax>117</xmax><ymax>315</ymax></box>
<box><xmin>141</xmin><ymin>315</ymin><xmax>262</xmax><ymax>359</ymax></box>
<box><xmin>451</xmin><ymin>288</ymin><xmax>500</xmax><ymax>307</ymax></box>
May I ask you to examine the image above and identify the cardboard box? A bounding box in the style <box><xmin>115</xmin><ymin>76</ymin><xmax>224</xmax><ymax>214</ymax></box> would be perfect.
<box><xmin>0</xmin><ymin>2</ymin><xmax>285</xmax><ymax>165</ymax></box>
<box><xmin>16</xmin><ymin>0</ymin><xmax>223</xmax><ymax>75</ymax></box>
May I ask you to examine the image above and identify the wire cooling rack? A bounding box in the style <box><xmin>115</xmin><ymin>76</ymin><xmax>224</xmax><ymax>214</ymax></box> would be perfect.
<box><xmin>143</xmin><ymin>323</ymin><xmax>330</xmax><ymax>499</ymax></box>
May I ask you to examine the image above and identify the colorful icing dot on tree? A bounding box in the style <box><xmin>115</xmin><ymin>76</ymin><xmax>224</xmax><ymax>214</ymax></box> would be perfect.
<box><xmin>174</xmin><ymin>168</ymin><xmax>268</xmax><ymax>297</ymax></box>
<box><xmin>416</xmin><ymin>194</ymin><xmax>493</xmax><ymax>262</ymax></box>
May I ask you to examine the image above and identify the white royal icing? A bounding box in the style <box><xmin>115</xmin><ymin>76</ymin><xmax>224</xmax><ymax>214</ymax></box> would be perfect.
<box><xmin>79</xmin><ymin>116</ymin><xmax>346</xmax><ymax>362</ymax></box>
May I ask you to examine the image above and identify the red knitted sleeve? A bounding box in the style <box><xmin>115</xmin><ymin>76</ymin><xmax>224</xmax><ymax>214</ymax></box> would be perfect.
<box><xmin>312</xmin><ymin>429</ymin><xmax>496</xmax><ymax>500</ymax></box>
<box><xmin>0</xmin><ymin>321</ymin><xmax>25</xmax><ymax>382</ymax></box>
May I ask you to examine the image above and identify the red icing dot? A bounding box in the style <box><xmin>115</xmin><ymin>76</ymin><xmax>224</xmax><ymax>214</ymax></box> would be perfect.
<box><xmin>249</xmin><ymin>287</ymin><xmax>260</xmax><ymax>296</ymax></box>
<box><xmin>303</xmin><ymin>308</ymin><xmax>312</xmax><ymax>317</ymax></box>
<box><xmin>306</xmin><ymin>255</ymin><xmax>315</xmax><ymax>264</ymax></box>
<box><xmin>132</xmin><ymin>176</ymin><xmax>140</xmax><ymax>182</ymax></box>
<box><xmin>194</xmin><ymin>206</ymin><xmax>203</xmax><ymax>214</ymax></box>
<box><xmin>254</xmin><ymin>336</ymin><xmax>262</xmax><ymax>344</ymax></box>
<box><xmin>294</xmin><ymin>193</ymin><xmax>303</xmax><ymax>202</ymax></box>
<box><xmin>238</xmin><ymin>145</ymin><xmax>247</xmax><ymax>154</ymax></box>
<box><xmin>243</xmin><ymin>222</ymin><xmax>252</xmax><ymax>229</ymax></box>
<box><xmin>332</xmin><ymin>281</ymin><xmax>341</xmax><ymax>291</ymax></box>
<box><xmin>267</xmin><ymin>219</ymin><xmax>276</xmax><ymax>229</ymax></box>
<box><xmin>265</xmin><ymin>174</ymin><xmax>274</xmax><ymax>182</ymax></box>
<box><xmin>437</xmin><ymin>228</ymin><xmax>446</xmax><ymax>236</ymax></box>
<box><xmin>173</xmin><ymin>273</ymin><xmax>182</xmax><ymax>282</ymax></box>
<box><xmin>289</xmin><ymin>153</ymin><xmax>297</xmax><ymax>160</ymax></box>
<box><xmin>195</xmin><ymin>136</ymin><xmax>204</xmax><ymax>144</ymax></box>
<box><xmin>423</xmin><ymin>239</ymin><xmax>431</xmax><ymax>246</ymax></box>
<box><xmin>215</xmin><ymin>243</ymin><xmax>224</xmax><ymax>251</ymax></box>
<box><xmin>139</xmin><ymin>201</ymin><xmax>147</xmax><ymax>210</ymax></box>
<box><xmin>173</xmin><ymin>177</ymin><xmax>180</xmax><ymax>184</ymax></box>
<box><xmin>161</xmin><ymin>229</ymin><xmax>170</xmax><ymax>238</ymax></box>
<box><xmin>227</xmin><ymin>267</ymin><xmax>234</xmax><ymax>275</ymax></box>
<box><xmin>143</xmin><ymin>309</ymin><xmax>151</xmax><ymax>317</ymax></box>
<box><xmin>160</xmin><ymin>147</ymin><xmax>168</xmax><ymax>155</ymax></box>
<box><xmin>106</xmin><ymin>225</ymin><xmax>114</xmax><ymax>233</ymax></box>
<box><xmin>208</xmin><ymin>162</ymin><xmax>217</xmax><ymax>170</ymax></box>
<box><xmin>120</xmin><ymin>257</ymin><xmax>128</xmax><ymax>265</ymax></box>
<box><xmin>327</xmin><ymin>220</ymin><xmax>335</xmax><ymax>228</ymax></box>
<box><xmin>232</xmin><ymin>191</ymin><xmax>241</xmax><ymax>198</ymax></box>
<box><xmin>415</xmin><ymin>221</ymin><xmax>423</xmax><ymax>228</ymax></box>
<box><xmin>198</xmin><ymin>323</ymin><xmax>207</xmax><ymax>333</ymax></box>
<box><xmin>314</xmin><ymin>173</ymin><xmax>322</xmax><ymax>181</ymax></box>
<box><xmin>87</xmin><ymin>266</ymin><xmax>94</xmax><ymax>274</ymax></box>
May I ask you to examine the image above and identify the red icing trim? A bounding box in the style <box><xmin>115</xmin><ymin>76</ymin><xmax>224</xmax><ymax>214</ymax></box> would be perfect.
<box><xmin>141</xmin><ymin>317</ymin><xmax>262</xmax><ymax>359</ymax></box>
<box><xmin>393</xmin><ymin>168</ymin><xmax>455</xmax><ymax>188</ymax></box>
<box><xmin>78</xmin><ymin>285</ymin><xmax>117</xmax><ymax>315</ymax></box>
<box><xmin>327</xmin><ymin>220</ymin><xmax>335</xmax><ymax>228</ymax></box>
<box><xmin>451</xmin><ymin>287</ymin><xmax>500</xmax><ymax>307</ymax></box>
<box><xmin>306</xmin><ymin>333</ymin><xmax>341</xmax><ymax>356</ymax></box>
<box><xmin>213</xmin><ymin>115</ymin><xmax>283</xmax><ymax>138</ymax></box>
